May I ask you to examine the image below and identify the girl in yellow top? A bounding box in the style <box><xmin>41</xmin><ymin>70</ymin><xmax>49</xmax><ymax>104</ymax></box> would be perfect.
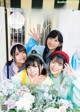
<box><xmin>12</xmin><ymin>51</ymin><xmax>53</xmax><ymax>87</ymax></box>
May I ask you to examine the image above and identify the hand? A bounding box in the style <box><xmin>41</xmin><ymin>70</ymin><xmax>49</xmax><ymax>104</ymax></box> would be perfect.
<box><xmin>76</xmin><ymin>49</ymin><xmax>80</xmax><ymax>58</ymax></box>
<box><xmin>29</xmin><ymin>75</ymin><xmax>46</xmax><ymax>86</ymax></box>
<box><xmin>63</xmin><ymin>63</ymin><xmax>75</xmax><ymax>78</ymax></box>
<box><xmin>28</xmin><ymin>28</ymin><xmax>40</xmax><ymax>41</ymax></box>
<box><xmin>13</xmin><ymin>65</ymin><xmax>18</xmax><ymax>74</ymax></box>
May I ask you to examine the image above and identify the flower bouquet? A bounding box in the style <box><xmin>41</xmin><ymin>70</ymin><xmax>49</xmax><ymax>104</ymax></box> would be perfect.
<box><xmin>0</xmin><ymin>79</ymin><xmax>33</xmax><ymax>111</ymax></box>
<box><xmin>28</xmin><ymin>84</ymin><xmax>73</xmax><ymax>112</ymax></box>
<box><xmin>0</xmin><ymin>79</ymin><xmax>80</xmax><ymax>112</ymax></box>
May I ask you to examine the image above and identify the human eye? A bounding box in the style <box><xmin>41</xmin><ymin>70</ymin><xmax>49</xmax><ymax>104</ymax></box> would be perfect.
<box><xmin>28</xmin><ymin>66</ymin><xmax>31</xmax><ymax>68</ymax></box>
<box><xmin>55</xmin><ymin>39</ymin><xmax>58</xmax><ymax>42</ymax></box>
<box><xmin>51</xmin><ymin>61</ymin><xmax>55</xmax><ymax>64</ymax></box>
<box><xmin>49</xmin><ymin>37</ymin><xmax>52</xmax><ymax>39</ymax></box>
<box><xmin>58</xmin><ymin>63</ymin><xmax>63</xmax><ymax>66</ymax></box>
<box><xmin>15</xmin><ymin>52</ymin><xmax>19</xmax><ymax>56</ymax></box>
<box><xmin>22</xmin><ymin>51</ymin><xmax>25</xmax><ymax>53</ymax></box>
<box><xmin>34</xmin><ymin>65</ymin><xmax>38</xmax><ymax>67</ymax></box>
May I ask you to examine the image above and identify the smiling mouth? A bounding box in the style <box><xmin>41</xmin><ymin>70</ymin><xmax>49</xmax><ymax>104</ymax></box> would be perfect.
<box><xmin>30</xmin><ymin>74</ymin><xmax>36</xmax><ymax>78</ymax></box>
<box><xmin>51</xmin><ymin>69</ymin><xmax>59</xmax><ymax>72</ymax></box>
<box><xmin>49</xmin><ymin>45</ymin><xmax>55</xmax><ymax>47</ymax></box>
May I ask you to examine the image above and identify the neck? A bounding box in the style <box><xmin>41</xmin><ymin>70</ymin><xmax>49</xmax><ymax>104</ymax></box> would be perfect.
<box><xmin>49</xmin><ymin>49</ymin><xmax>55</xmax><ymax>54</ymax></box>
<box><xmin>16</xmin><ymin>63</ymin><xmax>24</xmax><ymax>68</ymax></box>
<box><xmin>53</xmin><ymin>73</ymin><xmax>60</xmax><ymax>78</ymax></box>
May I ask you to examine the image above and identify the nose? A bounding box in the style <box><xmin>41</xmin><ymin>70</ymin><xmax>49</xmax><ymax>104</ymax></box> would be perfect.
<box><xmin>53</xmin><ymin>63</ymin><xmax>59</xmax><ymax>68</ymax></box>
<box><xmin>19</xmin><ymin>52</ymin><xmax>24</xmax><ymax>57</ymax></box>
<box><xmin>30</xmin><ymin>66</ymin><xmax>34</xmax><ymax>72</ymax></box>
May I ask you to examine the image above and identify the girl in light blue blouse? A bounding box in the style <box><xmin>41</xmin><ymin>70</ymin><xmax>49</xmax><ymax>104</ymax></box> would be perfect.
<box><xmin>49</xmin><ymin>50</ymin><xmax>80</xmax><ymax>108</ymax></box>
<box><xmin>3</xmin><ymin>43</ymin><xmax>27</xmax><ymax>79</ymax></box>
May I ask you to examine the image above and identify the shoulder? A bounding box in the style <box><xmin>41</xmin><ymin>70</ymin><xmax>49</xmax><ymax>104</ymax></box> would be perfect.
<box><xmin>11</xmin><ymin>69</ymin><xmax>26</xmax><ymax>82</ymax></box>
<box><xmin>3</xmin><ymin>60</ymin><xmax>15</xmax><ymax>78</ymax></box>
<box><xmin>11</xmin><ymin>69</ymin><xmax>28</xmax><ymax>84</ymax></box>
<box><xmin>3</xmin><ymin>60</ymin><xmax>14</xmax><ymax>68</ymax></box>
<box><xmin>30</xmin><ymin>45</ymin><xmax>45</xmax><ymax>56</ymax></box>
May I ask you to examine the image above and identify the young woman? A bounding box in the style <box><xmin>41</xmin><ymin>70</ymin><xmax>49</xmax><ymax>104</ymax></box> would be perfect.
<box><xmin>11</xmin><ymin>52</ymin><xmax>53</xmax><ymax>87</ymax></box>
<box><xmin>26</xmin><ymin>29</ymin><xmax>63</xmax><ymax>70</ymax></box>
<box><xmin>49</xmin><ymin>50</ymin><xmax>80</xmax><ymax>108</ymax></box>
<box><xmin>3</xmin><ymin>43</ymin><xmax>27</xmax><ymax>79</ymax></box>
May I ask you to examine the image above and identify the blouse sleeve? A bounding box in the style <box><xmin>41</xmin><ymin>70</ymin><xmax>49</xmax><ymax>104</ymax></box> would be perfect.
<box><xmin>71</xmin><ymin>77</ymin><xmax>80</xmax><ymax>108</ymax></box>
<box><xmin>25</xmin><ymin>37</ymin><xmax>39</xmax><ymax>54</ymax></box>
<box><xmin>71</xmin><ymin>50</ymin><xmax>80</xmax><ymax>71</ymax></box>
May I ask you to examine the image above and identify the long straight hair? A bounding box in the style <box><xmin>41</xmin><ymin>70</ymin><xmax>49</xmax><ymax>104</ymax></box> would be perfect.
<box><xmin>43</xmin><ymin>30</ymin><xmax>63</xmax><ymax>62</ymax></box>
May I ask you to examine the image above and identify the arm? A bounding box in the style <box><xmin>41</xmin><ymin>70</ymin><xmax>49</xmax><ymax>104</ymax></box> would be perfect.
<box><xmin>25</xmin><ymin>28</ymin><xmax>40</xmax><ymax>53</ymax></box>
<box><xmin>25</xmin><ymin>37</ymin><xmax>39</xmax><ymax>53</ymax></box>
<box><xmin>61</xmin><ymin>64</ymin><xmax>80</xmax><ymax>107</ymax></box>
<box><xmin>71</xmin><ymin>77</ymin><xmax>80</xmax><ymax>108</ymax></box>
<box><xmin>64</xmin><ymin>64</ymin><xmax>80</xmax><ymax>107</ymax></box>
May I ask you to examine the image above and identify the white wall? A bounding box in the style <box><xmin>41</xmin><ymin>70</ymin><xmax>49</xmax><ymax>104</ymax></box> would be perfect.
<box><xmin>26</xmin><ymin>9</ymin><xmax>80</xmax><ymax>59</ymax></box>
<box><xmin>57</xmin><ymin>9</ymin><xmax>80</xmax><ymax>58</ymax></box>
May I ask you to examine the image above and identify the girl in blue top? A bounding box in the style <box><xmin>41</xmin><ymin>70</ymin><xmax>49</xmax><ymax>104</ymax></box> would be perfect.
<box><xmin>49</xmin><ymin>50</ymin><xmax>80</xmax><ymax>108</ymax></box>
<box><xmin>26</xmin><ymin>29</ymin><xmax>63</xmax><ymax>70</ymax></box>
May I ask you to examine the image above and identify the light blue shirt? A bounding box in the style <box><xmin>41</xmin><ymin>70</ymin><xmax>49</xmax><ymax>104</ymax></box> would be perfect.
<box><xmin>71</xmin><ymin>51</ymin><xmax>80</xmax><ymax>71</ymax></box>
<box><xmin>3</xmin><ymin>61</ymin><xmax>25</xmax><ymax>79</ymax></box>
<box><xmin>49</xmin><ymin>72</ymin><xmax>80</xmax><ymax>108</ymax></box>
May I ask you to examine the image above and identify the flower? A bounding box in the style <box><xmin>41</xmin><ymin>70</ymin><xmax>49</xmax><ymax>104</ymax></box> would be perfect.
<box><xmin>44</xmin><ymin>107</ymin><xmax>60</xmax><ymax>112</ymax></box>
<box><xmin>4</xmin><ymin>99</ymin><xmax>15</xmax><ymax>109</ymax></box>
<box><xmin>0</xmin><ymin>79</ymin><xmax>31</xmax><ymax>111</ymax></box>
<box><xmin>0</xmin><ymin>79</ymin><xmax>80</xmax><ymax>112</ymax></box>
<box><xmin>15</xmin><ymin>93</ymin><xmax>35</xmax><ymax>111</ymax></box>
<box><xmin>28</xmin><ymin>84</ymin><xmax>73</xmax><ymax>112</ymax></box>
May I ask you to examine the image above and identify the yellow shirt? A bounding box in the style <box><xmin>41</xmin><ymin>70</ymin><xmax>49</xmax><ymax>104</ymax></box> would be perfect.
<box><xmin>11</xmin><ymin>69</ymin><xmax>30</xmax><ymax>85</ymax></box>
<box><xmin>12</xmin><ymin>69</ymin><xmax>53</xmax><ymax>86</ymax></box>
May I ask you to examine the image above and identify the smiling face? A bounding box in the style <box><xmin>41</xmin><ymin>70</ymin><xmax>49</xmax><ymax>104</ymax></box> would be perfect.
<box><xmin>47</xmin><ymin>36</ymin><xmax>61</xmax><ymax>53</ymax></box>
<box><xmin>14</xmin><ymin>47</ymin><xmax>27</xmax><ymax>65</ymax></box>
<box><xmin>50</xmin><ymin>56</ymin><xmax>64</xmax><ymax>78</ymax></box>
<box><xmin>27</xmin><ymin>61</ymin><xmax>43</xmax><ymax>78</ymax></box>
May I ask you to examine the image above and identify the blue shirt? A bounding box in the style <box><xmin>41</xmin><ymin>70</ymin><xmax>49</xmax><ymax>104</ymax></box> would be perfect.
<box><xmin>71</xmin><ymin>51</ymin><xmax>80</xmax><ymax>71</ymax></box>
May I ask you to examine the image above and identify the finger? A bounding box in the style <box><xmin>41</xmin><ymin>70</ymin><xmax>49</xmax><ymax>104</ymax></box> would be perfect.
<box><xmin>64</xmin><ymin>63</ymin><xmax>70</xmax><ymax>69</ymax></box>
<box><xmin>28</xmin><ymin>33</ymin><xmax>33</xmax><ymax>37</ymax></box>
<box><xmin>30</xmin><ymin>29</ymin><xmax>34</xmax><ymax>35</ymax></box>
<box><xmin>33</xmin><ymin>28</ymin><xmax>36</xmax><ymax>33</ymax></box>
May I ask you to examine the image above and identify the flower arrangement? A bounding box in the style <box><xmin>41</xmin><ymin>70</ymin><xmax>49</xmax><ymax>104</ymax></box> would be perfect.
<box><xmin>0</xmin><ymin>79</ymin><xmax>21</xmax><ymax>105</ymax></box>
<box><xmin>28</xmin><ymin>84</ymin><xmax>73</xmax><ymax>112</ymax></box>
<box><xmin>0</xmin><ymin>79</ymin><xmax>80</xmax><ymax>112</ymax></box>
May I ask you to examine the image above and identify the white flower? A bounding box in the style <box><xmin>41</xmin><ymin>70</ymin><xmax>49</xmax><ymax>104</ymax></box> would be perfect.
<box><xmin>58</xmin><ymin>99</ymin><xmax>73</xmax><ymax>109</ymax></box>
<box><xmin>5</xmin><ymin>99</ymin><xmax>15</xmax><ymax>109</ymax></box>
<box><xmin>59</xmin><ymin>106</ymin><xmax>66</xmax><ymax>112</ymax></box>
<box><xmin>15</xmin><ymin>93</ymin><xmax>35</xmax><ymax>111</ymax></box>
<box><xmin>44</xmin><ymin>107</ymin><xmax>60</xmax><ymax>112</ymax></box>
